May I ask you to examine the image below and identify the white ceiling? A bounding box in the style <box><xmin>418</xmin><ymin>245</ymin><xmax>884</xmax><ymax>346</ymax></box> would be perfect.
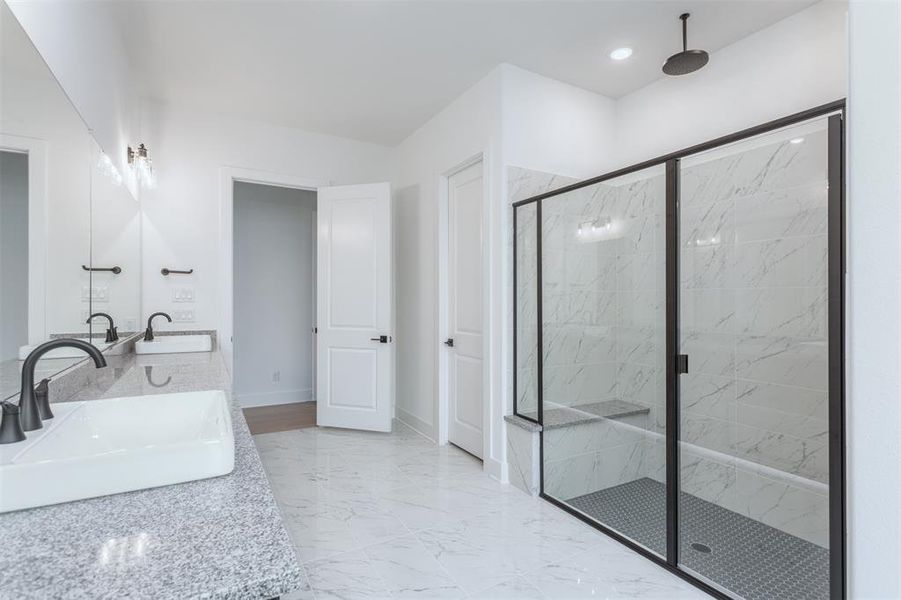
<box><xmin>111</xmin><ymin>1</ymin><xmax>818</xmax><ymax>146</ymax></box>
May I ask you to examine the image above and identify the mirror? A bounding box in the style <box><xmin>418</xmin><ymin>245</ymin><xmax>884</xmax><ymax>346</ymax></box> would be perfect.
<box><xmin>89</xmin><ymin>139</ymin><xmax>142</xmax><ymax>344</ymax></box>
<box><xmin>0</xmin><ymin>4</ymin><xmax>141</xmax><ymax>400</ymax></box>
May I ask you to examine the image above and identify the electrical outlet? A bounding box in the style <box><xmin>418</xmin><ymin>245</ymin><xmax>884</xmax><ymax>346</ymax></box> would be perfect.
<box><xmin>124</xmin><ymin>317</ymin><xmax>137</xmax><ymax>332</ymax></box>
<box><xmin>272</xmin><ymin>370</ymin><xmax>280</xmax><ymax>383</ymax></box>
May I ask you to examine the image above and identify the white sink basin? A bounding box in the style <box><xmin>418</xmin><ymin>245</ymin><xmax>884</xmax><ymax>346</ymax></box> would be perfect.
<box><xmin>135</xmin><ymin>334</ymin><xmax>212</xmax><ymax>355</ymax></box>
<box><xmin>18</xmin><ymin>340</ymin><xmax>113</xmax><ymax>360</ymax></box>
<box><xmin>0</xmin><ymin>390</ymin><xmax>234</xmax><ymax>513</ymax></box>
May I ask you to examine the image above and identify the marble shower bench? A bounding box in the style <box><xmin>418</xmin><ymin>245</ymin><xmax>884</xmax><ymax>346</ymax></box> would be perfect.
<box><xmin>505</xmin><ymin>399</ymin><xmax>651</xmax><ymax>496</ymax></box>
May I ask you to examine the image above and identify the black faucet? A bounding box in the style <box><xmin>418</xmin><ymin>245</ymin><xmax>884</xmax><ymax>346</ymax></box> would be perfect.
<box><xmin>144</xmin><ymin>312</ymin><xmax>172</xmax><ymax>342</ymax></box>
<box><xmin>86</xmin><ymin>312</ymin><xmax>119</xmax><ymax>343</ymax></box>
<box><xmin>15</xmin><ymin>339</ymin><xmax>107</xmax><ymax>433</ymax></box>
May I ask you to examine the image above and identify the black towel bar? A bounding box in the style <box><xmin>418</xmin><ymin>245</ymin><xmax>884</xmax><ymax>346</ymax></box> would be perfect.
<box><xmin>161</xmin><ymin>268</ymin><xmax>194</xmax><ymax>276</ymax></box>
<box><xmin>82</xmin><ymin>265</ymin><xmax>122</xmax><ymax>274</ymax></box>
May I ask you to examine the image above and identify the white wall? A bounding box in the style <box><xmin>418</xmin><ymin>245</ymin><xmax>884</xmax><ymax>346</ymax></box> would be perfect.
<box><xmin>233</xmin><ymin>182</ymin><xmax>316</xmax><ymax>408</ymax></box>
<box><xmin>139</xmin><ymin>104</ymin><xmax>393</xmax><ymax>340</ymax></box>
<box><xmin>392</xmin><ymin>66</ymin><xmax>503</xmax><ymax>463</ymax></box>
<box><xmin>611</xmin><ymin>0</ymin><xmax>847</xmax><ymax>170</ymax></box>
<box><xmin>847</xmin><ymin>1</ymin><xmax>901</xmax><ymax>597</ymax></box>
<box><xmin>502</xmin><ymin>64</ymin><xmax>617</xmax><ymax>179</ymax></box>
<box><xmin>7</xmin><ymin>0</ymin><xmax>141</xmax><ymax>195</ymax></box>
<box><xmin>392</xmin><ymin>63</ymin><xmax>616</xmax><ymax>480</ymax></box>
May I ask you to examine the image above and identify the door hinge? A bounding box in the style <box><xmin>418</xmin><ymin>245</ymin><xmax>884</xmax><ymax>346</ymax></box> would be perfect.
<box><xmin>676</xmin><ymin>354</ymin><xmax>689</xmax><ymax>374</ymax></box>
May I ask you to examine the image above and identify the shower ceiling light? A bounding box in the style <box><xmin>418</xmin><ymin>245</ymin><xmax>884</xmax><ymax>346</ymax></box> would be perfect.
<box><xmin>790</xmin><ymin>137</ymin><xmax>805</xmax><ymax>144</ymax></box>
<box><xmin>610</xmin><ymin>47</ymin><xmax>633</xmax><ymax>61</ymax></box>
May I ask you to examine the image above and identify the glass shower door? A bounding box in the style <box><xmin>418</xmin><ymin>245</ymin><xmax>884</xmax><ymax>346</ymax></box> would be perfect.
<box><xmin>540</xmin><ymin>164</ymin><xmax>668</xmax><ymax>557</ymax></box>
<box><xmin>677</xmin><ymin>117</ymin><xmax>833</xmax><ymax>599</ymax></box>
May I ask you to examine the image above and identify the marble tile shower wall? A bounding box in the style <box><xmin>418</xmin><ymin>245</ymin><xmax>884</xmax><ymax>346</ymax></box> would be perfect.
<box><xmin>540</xmin><ymin>172</ymin><xmax>666</xmax><ymax>413</ymax></box>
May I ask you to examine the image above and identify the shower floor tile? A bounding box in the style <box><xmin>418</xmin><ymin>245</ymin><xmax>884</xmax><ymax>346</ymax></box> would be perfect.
<box><xmin>567</xmin><ymin>478</ymin><xmax>829</xmax><ymax>600</ymax></box>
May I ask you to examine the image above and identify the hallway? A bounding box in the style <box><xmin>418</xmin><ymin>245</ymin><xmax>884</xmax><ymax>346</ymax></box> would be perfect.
<box><xmin>253</xmin><ymin>423</ymin><xmax>706</xmax><ymax>599</ymax></box>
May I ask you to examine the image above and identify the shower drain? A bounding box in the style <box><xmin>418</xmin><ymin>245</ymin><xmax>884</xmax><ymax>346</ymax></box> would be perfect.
<box><xmin>691</xmin><ymin>542</ymin><xmax>712</xmax><ymax>554</ymax></box>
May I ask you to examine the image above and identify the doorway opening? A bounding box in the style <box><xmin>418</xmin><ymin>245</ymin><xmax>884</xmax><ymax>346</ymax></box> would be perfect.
<box><xmin>441</xmin><ymin>157</ymin><xmax>485</xmax><ymax>460</ymax></box>
<box><xmin>0</xmin><ymin>150</ymin><xmax>29</xmax><ymax>363</ymax></box>
<box><xmin>233</xmin><ymin>181</ymin><xmax>317</xmax><ymax>434</ymax></box>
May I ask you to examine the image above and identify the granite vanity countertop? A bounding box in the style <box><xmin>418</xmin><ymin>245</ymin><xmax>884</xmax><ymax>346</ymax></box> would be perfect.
<box><xmin>0</xmin><ymin>351</ymin><xmax>306</xmax><ymax>600</ymax></box>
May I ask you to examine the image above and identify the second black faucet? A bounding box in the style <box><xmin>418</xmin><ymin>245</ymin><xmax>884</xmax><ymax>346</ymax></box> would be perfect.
<box><xmin>87</xmin><ymin>312</ymin><xmax>119</xmax><ymax>343</ymax></box>
<box><xmin>144</xmin><ymin>312</ymin><xmax>173</xmax><ymax>341</ymax></box>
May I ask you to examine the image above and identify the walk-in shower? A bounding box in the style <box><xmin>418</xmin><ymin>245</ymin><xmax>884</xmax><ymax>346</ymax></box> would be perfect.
<box><xmin>513</xmin><ymin>101</ymin><xmax>845</xmax><ymax>600</ymax></box>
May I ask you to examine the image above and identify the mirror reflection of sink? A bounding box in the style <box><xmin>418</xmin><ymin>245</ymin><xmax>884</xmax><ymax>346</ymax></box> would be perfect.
<box><xmin>0</xmin><ymin>390</ymin><xmax>234</xmax><ymax>513</ymax></box>
<box><xmin>18</xmin><ymin>340</ymin><xmax>113</xmax><ymax>360</ymax></box>
<box><xmin>135</xmin><ymin>335</ymin><xmax>212</xmax><ymax>355</ymax></box>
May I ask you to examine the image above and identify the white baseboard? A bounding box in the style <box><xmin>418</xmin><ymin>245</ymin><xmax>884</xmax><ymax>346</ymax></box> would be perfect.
<box><xmin>484</xmin><ymin>455</ymin><xmax>507</xmax><ymax>483</ymax></box>
<box><xmin>237</xmin><ymin>388</ymin><xmax>313</xmax><ymax>408</ymax></box>
<box><xmin>396</xmin><ymin>407</ymin><xmax>435</xmax><ymax>442</ymax></box>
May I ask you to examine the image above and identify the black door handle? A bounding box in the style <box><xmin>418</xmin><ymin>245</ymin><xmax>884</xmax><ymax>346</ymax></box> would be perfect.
<box><xmin>676</xmin><ymin>354</ymin><xmax>689</xmax><ymax>374</ymax></box>
<box><xmin>444</xmin><ymin>338</ymin><xmax>454</xmax><ymax>347</ymax></box>
<box><xmin>370</xmin><ymin>335</ymin><xmax>389</xmax><ymax>343</ymax></box>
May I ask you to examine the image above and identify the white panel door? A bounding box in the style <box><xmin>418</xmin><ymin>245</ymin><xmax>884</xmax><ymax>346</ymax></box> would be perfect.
<box><xmin>447</xmin><ymin>162</ymin><xmax>483</xmax><ymax>458</ymax></box>
<box><xmin>317</xmin><ymin>182</ymin><xmax>392</xmax><ymax>432</ymax></box>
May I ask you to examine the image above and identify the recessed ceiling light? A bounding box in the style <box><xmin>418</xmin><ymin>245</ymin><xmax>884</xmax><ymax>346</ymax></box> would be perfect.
<box><xmin>610</xmin><ymin>47</ymin><xmax>633</xmax><ymax>61</ymax></box>
<box><xmin>790</xmin><ymin>137</ymin><xmax>805</xmax><ymax>144</ymax></box>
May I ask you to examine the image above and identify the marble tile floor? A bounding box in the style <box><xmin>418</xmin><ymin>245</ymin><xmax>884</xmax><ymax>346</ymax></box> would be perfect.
<box><xmin>253</xmin><ymin>421</ymin><xmax>708</xmax><ymax>600</ymax></box>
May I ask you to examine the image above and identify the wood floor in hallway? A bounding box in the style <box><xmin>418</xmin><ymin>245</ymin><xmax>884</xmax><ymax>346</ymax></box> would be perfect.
<box><xmin>243</xmin><ymin>401</ymin><xmax>317</xmax><ymax>434</ymax></box>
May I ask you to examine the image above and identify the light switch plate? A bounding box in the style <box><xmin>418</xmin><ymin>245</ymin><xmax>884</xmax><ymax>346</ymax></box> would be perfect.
<box><xmin>172</xmin><ymin>287</ymin><xmax>196</xmax><ymax>303</ymax></box>
<box><xmin>172</xmin><ymin>310</ymin><xmax>195</xmax><ymax>323</ymax></box>
<box><xmin>83</xmin><ymin>286</ymin><xmax>109</xmax><ymax>303</ymax></box>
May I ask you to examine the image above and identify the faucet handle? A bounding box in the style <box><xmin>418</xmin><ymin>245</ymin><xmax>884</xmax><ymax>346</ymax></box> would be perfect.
<box><xmin>35</xmin><ymin>379</ymin><xmax>53</xmax><ymax>421</ymax></box>
<box><xmin>0</xmin><ymin>401</ymin><xmax>27</xmax><ymax>444</ymax></box>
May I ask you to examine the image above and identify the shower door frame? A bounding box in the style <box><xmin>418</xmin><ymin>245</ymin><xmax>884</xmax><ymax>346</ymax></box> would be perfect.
<box><xmin>512</xmin><ymin>99</ymin><xmax>846</xmax><ymax>600</ymax></box>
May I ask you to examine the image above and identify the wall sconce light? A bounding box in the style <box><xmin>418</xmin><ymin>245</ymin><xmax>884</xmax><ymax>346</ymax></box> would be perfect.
<box><xmin>127</xmin><ymin>143</ymin><xmax>155</xmax><ymax>189</ymax></box>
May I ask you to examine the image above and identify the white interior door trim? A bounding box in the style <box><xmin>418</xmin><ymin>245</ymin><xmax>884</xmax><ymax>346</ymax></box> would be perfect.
<box><xmin>0</xmin><ymin>134</ymin><xmax>48</xmax><ymax>345</ymax></box>
<box><xmin>218</xmin><ymin>166</ymin><xmax>329</xmax><ymax>375</ymax></box>
<box><xmin>437</xmin><ymin>152</ymin><xmax>491</xmax><ymax>464</ymax></box>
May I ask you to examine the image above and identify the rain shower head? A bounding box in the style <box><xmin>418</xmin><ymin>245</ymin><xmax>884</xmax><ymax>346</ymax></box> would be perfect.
<box><xmin>662</xmin><ymin>13</ymin><xmax>709</xmax><ymax>76</ymax></box>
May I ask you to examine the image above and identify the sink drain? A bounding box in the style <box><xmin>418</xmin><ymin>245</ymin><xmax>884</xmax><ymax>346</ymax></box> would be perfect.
<box><xmin>691</xmin><ymin>542</ymin><xmax>712</xmax><ymax>554</ymax></box>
